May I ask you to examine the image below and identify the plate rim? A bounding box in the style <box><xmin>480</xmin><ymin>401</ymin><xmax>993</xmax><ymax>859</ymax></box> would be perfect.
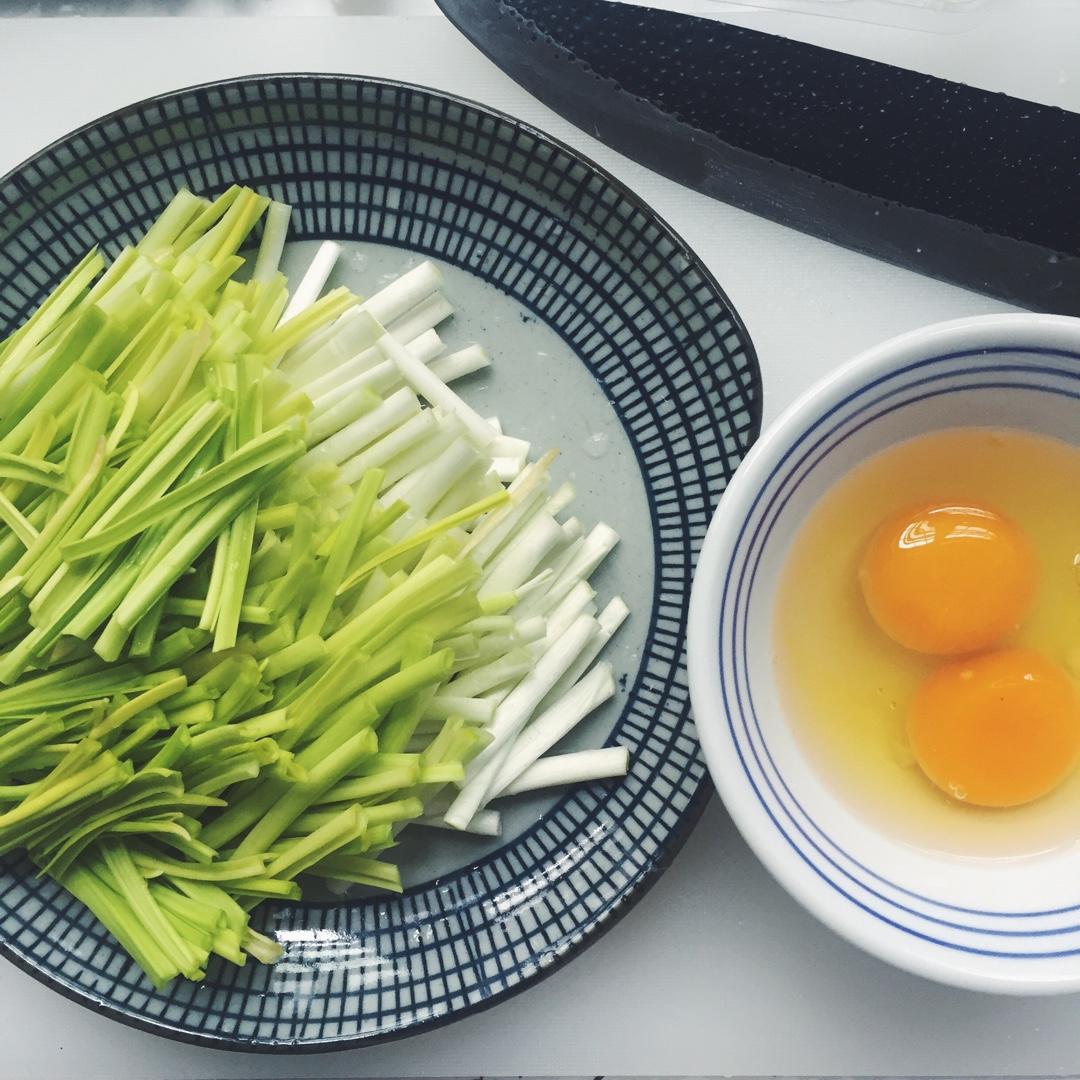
<box><xmin>0</xmin><ymin>71</ymin><xmax>762</xmax><ymax>1052</ymax></box>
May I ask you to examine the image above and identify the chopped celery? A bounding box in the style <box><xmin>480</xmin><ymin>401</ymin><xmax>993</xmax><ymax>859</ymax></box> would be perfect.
<box><xmin>0</xmin><ymin>184</ymin><xmax>629</xmax><ymax>993</ymax></box>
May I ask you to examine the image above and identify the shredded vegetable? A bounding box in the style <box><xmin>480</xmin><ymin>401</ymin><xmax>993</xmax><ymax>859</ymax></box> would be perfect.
<box><xmin>0</xmin><ymin>186</ymin><xmax>630</xmax><ymax>987</ymax></box>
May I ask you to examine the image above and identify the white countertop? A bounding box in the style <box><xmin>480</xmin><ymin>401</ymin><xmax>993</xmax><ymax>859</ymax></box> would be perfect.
<box><xmin>2</xmin><ymin>8</ymin><xmax>1080</xmax><ymax>1078</ymax></box>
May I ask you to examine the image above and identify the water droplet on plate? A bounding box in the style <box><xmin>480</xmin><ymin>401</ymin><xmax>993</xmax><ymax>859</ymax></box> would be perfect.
<box><xmin>583</xmin><ymin>432</ymin><xmax>609</xmax><ymax>459</ymax></box>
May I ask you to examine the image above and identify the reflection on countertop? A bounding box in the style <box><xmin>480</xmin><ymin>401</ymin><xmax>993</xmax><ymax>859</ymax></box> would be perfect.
<box><xmin>0</xmin><ymin>0</ymin><xmax>442</xmax><ymax>16</ymax></box>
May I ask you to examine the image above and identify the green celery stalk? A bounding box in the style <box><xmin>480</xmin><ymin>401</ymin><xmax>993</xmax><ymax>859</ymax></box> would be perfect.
<box><xmin>170</xmin><ymin>877</ymin><xmax>248</xmax><ymax>936</ymax></box>
<box><xmin>339</xmin><ymin>490</ymin><xmax>505</xmax><ymax>596</ymax></box>
<box><xmin>83</xmin><ymin>246</ymin><xmax>143</xmax><ymax>311</ymax></box>
<box><xmin>201</xmin><ymin>188</ymin><xmax>269</xmax><ymax>267</ymax></box>
<box><xmin>0</xmin><ymin>452</ymin><xmax>67</xmax><ymax>492</ymax></box>
<box><xmin>290</xmin><ymin>797</ymin><xmax>421</xmax><ymax>836</ymax></box>
<box><xmin>308</xmin><ymin>854</ymin><xmax>402</xmax><ymax>892</ymax></box>
<box><xmin>68</xmin><ymin>388</ymin><xmax>214</xmax><ymax>532</ymax></box>
<box><xmin>179</xmin><ymin>256</ymin><xmax>247</xmax><ymax>307</ymax></box>
<box><xmin>0</xmin><ymin>492</ymin><xmax>39</xmax><ymax>547</ymax></box>
<box><xmin>0</xmin><ymin>492</ymin><xmax>51</xmax><ymax>576</ymax></box>
<box><xmin>90</xmin><ymin>675</ymin><xmax>186</xmax><ymax>741</ymax></box>
<box><xmin>180</xmin><ymin>725</ymin><xmax>254</xmax><ymax>759</ymax></box>
<box><xmin>199</xmin><ymin>531</ymin><xmax>229</xmax><ymax>634</ymax></box>
<box><xmin>376</xmin><ymin>638</ymin><xmax>439</xmax><ymax>756</ymax></box>
<box><xmin>133</xmin><ymin>323</ymin><xmax>211</xmax><ymax>427</ymax></box>
<box><xmin>20</xmin><ymin>391</ymin><xmax>218</xmax><ymax>601</ymax></box>
<box><xmin>362</xmin><ymin>649</ymin><xmax>455</xmax><ymax>716</ymax></box>
<box><xmin>0</xmin><ymin>714</ymin><xmax>65</xmax><ymax>771</ymax></box>
<box><xmin>103</xmin><ymin>302</ymin><xmax>173</xmax><ymax>388</ymax></box>
<box><xmin>262</xmin><ymin>804</ymin><xmax>366</xmax><ymax>881</ymax></box>
<box><xmin>64</xmin><ymin>384</ymin><xmax>113</xmax><ymax>480</ymax></box>
<box><xmin>62</xmin><ymin>859</ymin><xmax>179</xmax><ymax>988</ymax></box>
<box><xmin>197</xmin><ymin>778</ymin><xmax>283</xmax><ymax>852</ymax></box>
<box><xmin>0</xmin><ymin>555</ymin><xmax>124</xmax><ymax>682</ymax></box>
<box><xmin>235</xmin><ymin>710</ymin><xmax>290</xmax><ymax>740</ymax></box>
<box><xmin>164</xmin><ymin>598</ymin><xmax>270</xmax><ymax>625</ymax></box>
<box><xmin>0</xmin><ymin>662</ymin><xmax>132</xmax><ymax>712</ymax></box>
<box><xmin>212</xmin><ymin>658</ymin><xmax>264</xmax><ymax>726</ymax></box>
<box><xmin>298</xmin><ymin>467</ymin><xmax>383</xmax><ymax>639</ymax></box>
<box><xmin>89</xmin><ymin>398</ymin><xmax>229</xmax><ymax>534</ymax></box>
<box><xmin>247</xmin><ymin>281</ymin><xmax>289</xmax><ymax>345</ymax></box>
<box><xmin>251</xmin><ymin>202</ymin><xmax>292</xmax><ymax>284</ymax></box>
<box><xmin>5</xmin><ymin>413</ymin><xmax>59</xmax><ymax>501</ymax></box>
<box><xmin>104</xmin><ymin>468</ymin><xmax>279</xmax><ymax>640</ymax></box>
<box><xmin>316</xmin><ymin>765</ymin><xmax>419</xmax><ymax>805</ymax></box>
<box><xmin>357</xmin><ymin>499</ymin><xmax>410</xmax><ymax>547</ymax></box>
<box><xmin>214</xmin><ymin>353</ymin><xmax>264</xmax><ymax>651</ymax></box>
<box><xmin>263</xmin><ymin>557</ymin><xmax>316</xmax><ymax>618</ymax></box>
<box><xmin>231</xmin><ymin>729</ymin><xmax>378</xmax><ymax>857</ymax></box>
<box><xmin>9</xmin><ymin>439</ymin><xmax>105</xmax><ymax>582</ymax></box>
<box><xmin>334</xmin><ymin>822</ymin><xmax>394</xmax><ymax>856</ymax></box>
<box><xmin>225</xmin><ymin>877</ymin><xmax>302</xmax><ymax>902</ymax></box>
<box><xmin>97</xmin><ymin>840</ymin><xmax>206</xmax><ymax>979</ymax></box>
<box><xmin>0</xmin><ymin>308</ymin><xmax>110</xmax><ymax>440</ymax></box>
<box><xmin>207</xmin><ymin>927</ymin><xmax>247</xmax><ymax>966</ymax></box>
<box><xmin>247</xmin><ymin>531</ymin><xmax>289</xmax><ymax>586</ymax></box>
<box><xmin>293</xmin><ymin>698</ymin><xmax>379</xmax><ymax>768</ymax></box>
<box><xmin>325</xmin><ymin>555</ymin><xmax>475</xmax><ymax>657</ymax></box>
<box><xmin>145</xmin><ymin>725</ymin><xmax>192</xmax><ymax>770</ymax></box>
<box><xmin>0</xmin><ymin>249</ymin><xmax>105</xmax><ymax>382</ymax></box>
<box><xmin>32</xmin><ymin>772</ymin><xmax>189</xmax><ymax>877</ymax></box>
<box><xmin>170</xmin><ymin>186</ymin><xmax>242</xmax><ymax>255</ymax></box>
<box><xmin>156</xmin><ymin>902</ymin><xmax>218</xmax><ymax>957</ymax></box>
<box><xmin>103</xmin><ymin>384</ymin><xmax>140</xmax><ymax>459</ymax></box>
<box><xmin>136</xmin><ymin>190</ymin><xmax>207</xmax><ymax>255</ymax></box>
<box><xmin>0</xmin><ymin>757</ymin><xmax>132</xmax><ymax>853</ymax></box>
<box><xmin>131</xmin><ymin>850</ymin><xmax>267</xmax><ymax>882</ymax></box>
<box><xmin>254</xmin><ymin>502</ymin><xmax>298</xmax><ymax>532</ymax></box>
<box><xmin>61</xmin><ymin>428</ymin><xmax>303</xmax><ymax>560</ymax></box>
<box><xmin>261</xmin><ymin>288</ymin><xmax>356</xmax><ymax>362</ymax></box>
<box><xmin>250</xmin><ymin>620</ymin><xmax>295</xmax><ymax>659</ymax></box>
<box><xmin>187</xmin><ymin>755</ymin><xmax>263</xmax><ymax>797</ymax></box>
<box><xmin>262</xmin><ymin>636</ymin><xmax>327</xmax><ymax>681</ymax></box>
<box><xmin>164</xmin><ymin>704</ymin><xmax>220</xmax><ymax>731</ymax></box>
<box><xmin>0</xmin><ymin>364</ymin><xmax>101</xmax><ymax>457</ymax></box>
<box><xmin>61</xmin><ymin>523</ymin><xmax>176</xmax><ymax>642</ymax></box>
<box><xmin>129</xmin><ymin>594</ymin><xmax>168</xmax><ymax>657</ymax></box>
<box><xmin>147</xmin><ymin>628</ymin><xmax>212</xmax><ymax>668</ymax></box>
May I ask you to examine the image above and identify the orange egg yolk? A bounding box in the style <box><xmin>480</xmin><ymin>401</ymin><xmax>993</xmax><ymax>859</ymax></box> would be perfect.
<box><xmin>859</xmin><ymin>502</ymin><xmax>1036</xmax><ymax>655</ymax></box>
<box><xmin>908</xmin><ymin>648</ymin><xmax>1080</xmax><ymax>808</ymax></box>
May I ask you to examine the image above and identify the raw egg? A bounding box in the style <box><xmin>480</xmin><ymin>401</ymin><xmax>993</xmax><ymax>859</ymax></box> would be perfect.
<box><xmin>859</xmin><ymin>502</ymin><xmax>1036</xmax><ymax>656</ymax></box>
<box><xmin>774</xmin><ymin>428</ymin><xmax>1080</xmax><ymax>857</ymax></box>
<box><xmin>908</xmin><ymin>648</ymin><xmax>1080</xmax><ymax>808</ymax></box>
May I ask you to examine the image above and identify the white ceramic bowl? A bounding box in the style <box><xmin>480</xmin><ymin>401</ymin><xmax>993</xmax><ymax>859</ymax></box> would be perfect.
<box><xmin>688</xmin><ymin>313</ymin><xmax>1080</xmax><ymax>995</ymax></box>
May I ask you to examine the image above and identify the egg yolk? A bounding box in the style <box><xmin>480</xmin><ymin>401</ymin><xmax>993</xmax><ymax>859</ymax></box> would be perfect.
<box><xmin>908</xmin><ymin>648</ymin><xmax>1080</xmax><ymax>808</ymax></box>
<box><xmin>859</xmin><ymin>502</ymin><xmax>1036</xmax><ymax>655</ymax></box>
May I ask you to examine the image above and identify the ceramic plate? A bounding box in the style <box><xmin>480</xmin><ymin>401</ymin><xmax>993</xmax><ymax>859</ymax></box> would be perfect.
<box><xmin>0</xmin><ymin>75</ymin><xmax>760</xmax><ymax>1049</ymax></box>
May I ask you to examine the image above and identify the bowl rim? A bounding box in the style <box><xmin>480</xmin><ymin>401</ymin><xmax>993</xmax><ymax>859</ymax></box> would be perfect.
<box><xmin>688</xmin><ymin>311</ymin><xmax>1080</xmax><ymax>996</ymax></box>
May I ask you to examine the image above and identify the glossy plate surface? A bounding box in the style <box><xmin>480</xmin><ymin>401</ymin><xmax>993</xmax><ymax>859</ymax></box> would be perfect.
<box><xmin>0</xmin><ymin>75</ymin><xmax>760</xmax><ymax>1049</ymax></box>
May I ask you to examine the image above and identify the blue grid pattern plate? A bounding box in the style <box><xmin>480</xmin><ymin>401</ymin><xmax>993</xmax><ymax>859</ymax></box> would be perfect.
<box><xmin>0</xmin><ymin>74</ymin><xmax>761</xmax><ymax>1050</ymax></box>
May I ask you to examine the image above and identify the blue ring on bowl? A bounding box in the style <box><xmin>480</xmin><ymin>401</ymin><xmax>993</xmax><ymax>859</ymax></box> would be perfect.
<box><xmin>719</xmin><ymin>347</ymin><xmax>1080</xmax><ymax>955</ymax></box>
<box><xmin>728</xmin><ymin>356</ymin><xmax>1080</xmax><ymax>940</ymax></box>
<box><xmin>736</xmin><ymin>358</ymin><xmax>1080</xmax><ymax>914</ymax></box>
